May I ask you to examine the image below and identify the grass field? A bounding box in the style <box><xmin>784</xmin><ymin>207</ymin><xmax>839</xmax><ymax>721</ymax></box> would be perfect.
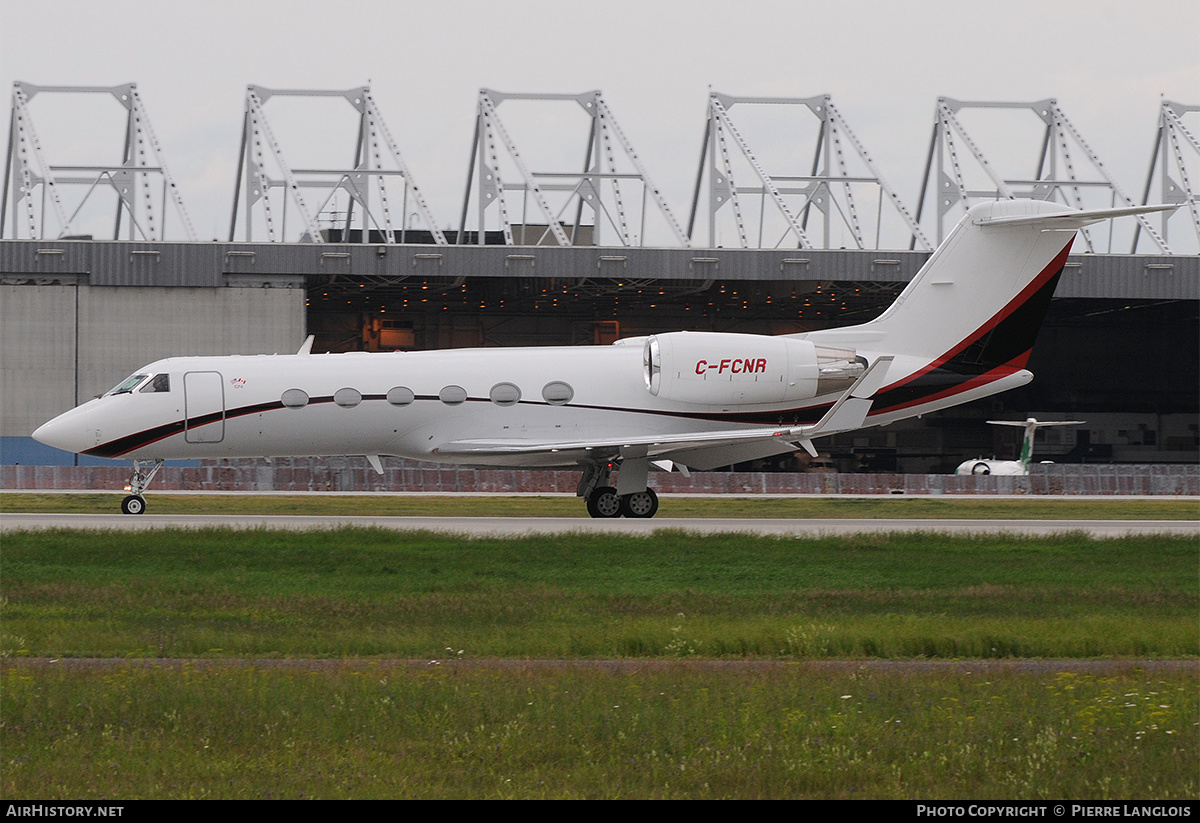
<box><xmin>4</xmin><ymin>661</ymin><xmax>1194</xmax><ymax>799</ymax></box>
<box><xmin>2</xmin><ymin>491</ymin><xmax>1199</xmax><ymax>519</ymax></box>
<box><xmin>3</xmin><ymin>528</ymin><xmax>1196</xmax><ymax>659</ymax></box>
<box><xmin>2</xmin><ymin>520</ymin><xmax>1197</xmax><ymax>798</ymax></box>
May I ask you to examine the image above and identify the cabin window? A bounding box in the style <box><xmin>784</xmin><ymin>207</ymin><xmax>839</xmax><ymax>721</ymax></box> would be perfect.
<box><xmin>439</xmin><ymin>385</ymin><xmax>468</xmax><ymax>405</ymax></box>
<box><xmin>139</xmin><ymin>373</ymin><xmax>171</xmax><ymax>393</ymax></box>
<box><xmin>281</xmin><ymin>388</ymin><xmax>309</xmax><ymax>409</ymax></box>
<box><xmin>107</xmin><ymin>373</ymin><xmax>148</xmax><ymax>396</ymax></box>
<box><xmin>334</xmin><ymin>388</ymin><xmax>362</xmax><ymax>408</ymax></box>
<box><xmin>489</xmin><ymin>382</ymin><xmax>521</xmax><ymax>407</ymax></box>
<box><xmin>542</xmin><ymin>381</ymin><xmax>574</xmax><ymax>405</ymax></box>
<box><xmin>386</xmin><ymin>386</ymin><xmax>415</xmax><ymax>406</ymax></box>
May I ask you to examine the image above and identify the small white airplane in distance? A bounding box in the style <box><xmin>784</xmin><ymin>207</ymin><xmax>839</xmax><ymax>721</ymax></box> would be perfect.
<box><xmin>955</xmin><ymin>417</ymin><xmax>1086</xmax><ymax>476</ymax></box>
<box><xmin>33</xmin><ymin>200</ymin><xmax>1176</xmax><ymax>516</ymax></box>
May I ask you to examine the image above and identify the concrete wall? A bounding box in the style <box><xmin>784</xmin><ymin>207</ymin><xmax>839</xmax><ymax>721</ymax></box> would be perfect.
<box><xmin>0</xmin><ymin>283</ymin><xmax>305</xmax><ymax>443</ymax></box>
<box><xmin>3</xmin><ymin>459</ymin><xmax>1195</xmax><ymax>496</ymax></box>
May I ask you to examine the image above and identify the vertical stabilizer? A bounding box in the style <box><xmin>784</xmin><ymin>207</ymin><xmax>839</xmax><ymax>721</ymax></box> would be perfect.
<box><xmin>988</xmin><ymin>418</ymin><xmax>1086</xmax><ymax>471</ymax></box>
<box><xmin>852</xmin><ymin>200</ymin><xmax>1077</xmax><ymax>368</ymax></box>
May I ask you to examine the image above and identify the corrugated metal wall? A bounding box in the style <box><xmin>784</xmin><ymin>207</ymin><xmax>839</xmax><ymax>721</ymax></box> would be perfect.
<box><xmin>0</xmin><ymin>285</ymin><xmax>79</xmax><ymax>437</ymax></box>
<box><xmin>3</xmin><ymin>238</ymin><xmax>1196</xmax><ymax>296</ymax></box>
<box><xmin>1</xmin><ymin>283</ymin><xmax>305</xmax><ymax>437</ymax></box>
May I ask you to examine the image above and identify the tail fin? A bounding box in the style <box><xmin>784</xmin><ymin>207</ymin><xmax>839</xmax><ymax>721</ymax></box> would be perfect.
<box><xmin>860</xmin><ymin>200</ymin><xmax>1075</xmax><ymax>368</ymax></box>
<box><xmin>988</xmin><ymin>417</ymin><xmax>1086</xmax><ymax>471</ymax></box>
<box><xmin>856</xmin><ymin>200</ymin><xmax>1177</xmax><ymax>369</ymax></box>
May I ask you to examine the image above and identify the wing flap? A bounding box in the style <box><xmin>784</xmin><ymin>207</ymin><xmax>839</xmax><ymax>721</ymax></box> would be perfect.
<box><xmin>433</xmin><ymin>425</ymin><xmax>805</xmax><ymax>459</ymax></box>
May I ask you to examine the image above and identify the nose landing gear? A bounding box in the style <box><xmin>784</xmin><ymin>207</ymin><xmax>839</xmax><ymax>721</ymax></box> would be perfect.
<box><xmin>120</xmin><ymin>459</ymin><xmax>163</xmax><ymax>515</ymax></box>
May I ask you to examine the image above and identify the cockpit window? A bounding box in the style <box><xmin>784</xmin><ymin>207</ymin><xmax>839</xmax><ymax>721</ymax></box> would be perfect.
<box><xmin>107</xmin><ymin>373</ymin><xmax>149</xmax><ymax>396</ymax></box>
<box><xmin>139</xmin><ymin>374</ymin><xmax>171</xmax><ymax>393</ymax></box>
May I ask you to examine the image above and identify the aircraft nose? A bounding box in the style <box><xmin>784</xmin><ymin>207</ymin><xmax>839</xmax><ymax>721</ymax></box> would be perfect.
<box><xmin>32</xmin><ymin>407</ymin><xmax>92</xmax><ymax>455</ymax></box>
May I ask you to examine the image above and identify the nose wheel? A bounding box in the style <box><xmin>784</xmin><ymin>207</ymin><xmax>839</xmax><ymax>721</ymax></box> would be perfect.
<box><xmin>121</xmin><ymin>495</ymin><xmax>147</xmax><ymax>515</ymax></box>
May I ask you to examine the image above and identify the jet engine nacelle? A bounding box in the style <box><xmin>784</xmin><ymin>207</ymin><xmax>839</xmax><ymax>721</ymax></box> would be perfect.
<box><xmin>643</xmin><ymin>331</ymin><xmax>865</xmax><ymax>405</ymax></box>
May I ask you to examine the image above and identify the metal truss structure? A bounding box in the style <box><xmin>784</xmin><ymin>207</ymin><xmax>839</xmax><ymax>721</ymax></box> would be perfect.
<box><xmin>2</xmin><ymin>82</ymin><xmax>195</xmax><ymax>241</ymax></box>
<box><xmin>917</xmin><ymin>97</ymin><xmax>1170</xmax><ymax>253</ymax></box>
<box><xmin>691</xmin><ymin>93</ymin><xmax>930</xmax><ymax>251</ymax></box>
<box><xmin>459</xmin><ymin>89</ymin><xmax>689</xmax><ymax>247</ymax></box>
<box><xmin>230</xmin><ymin>86</ymin><xmax>445</xmax><ymax>245</ymax></box>
<box><xmin>5</xmin><ymin>83</ymin><xmax>1195</xmax><ymax>252</ymax></box>
<box><xmin>1137</xmin><ymin>101</ymin><xmax>1199</xmax><ymax>252</ymax></box>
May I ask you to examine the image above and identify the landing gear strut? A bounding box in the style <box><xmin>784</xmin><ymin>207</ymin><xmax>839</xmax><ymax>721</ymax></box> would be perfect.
<box><xmin>121</xmin><ymin>459</ymin><xmax>163</xmax><ymax>515</ymax></box>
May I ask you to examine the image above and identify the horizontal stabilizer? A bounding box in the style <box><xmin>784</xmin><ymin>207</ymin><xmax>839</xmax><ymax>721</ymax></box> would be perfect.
<box><xmin>974</xmin><ymin>203</ymin><xmax>1179</xmax><ymax>230</ymax></box>
<box><xmin>987</xmin><ymin>419</ymin><xmax>1085</xmax><ymax>428</ymax></box>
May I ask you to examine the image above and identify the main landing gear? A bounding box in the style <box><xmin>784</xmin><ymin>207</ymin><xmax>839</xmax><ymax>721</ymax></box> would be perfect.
<box><xmin>584</xmin><ymin>486</ymin><xmax>660</xmax><ymax>519</ymax></box>
<box><xmin>578</xmin><ymin>462</ymin><xmax>661</xmax><ymax>519</ymax></box>
<box><xmin>120</xmin><ymin>459</ymin><xmax>163</xmax><ymax>515</ymax></box>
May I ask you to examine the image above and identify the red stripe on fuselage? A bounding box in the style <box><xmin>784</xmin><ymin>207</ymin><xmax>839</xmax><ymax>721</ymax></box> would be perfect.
<box><xmin>869</xmin><ymin>353</ymin><xmax>1031</xmax><ymax>417</ymax></box>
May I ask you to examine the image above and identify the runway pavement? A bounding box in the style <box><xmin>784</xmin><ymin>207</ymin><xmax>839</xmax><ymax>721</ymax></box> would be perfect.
<box><xmin>3</xmin><ymin>512</ymin><xmax>1198</xmax><ymax>537</ymax></box>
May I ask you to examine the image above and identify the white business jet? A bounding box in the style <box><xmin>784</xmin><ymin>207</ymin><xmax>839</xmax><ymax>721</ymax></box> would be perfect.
<box><xmin>955</xmin><ymin>418</ymin><xmax>1086</xmax><ymax>476</ymax></box>
<box><xmin>33</xmin><ymin>200</ymin><xmax>1174</xmax><ymax>516</ymax></box>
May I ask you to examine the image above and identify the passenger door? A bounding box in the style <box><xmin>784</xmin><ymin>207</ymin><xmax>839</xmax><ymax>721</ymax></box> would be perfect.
<box><xmin>184</xmin><ymin>371</ymin><xmax>225</xmax><ymax>443</ymax></box>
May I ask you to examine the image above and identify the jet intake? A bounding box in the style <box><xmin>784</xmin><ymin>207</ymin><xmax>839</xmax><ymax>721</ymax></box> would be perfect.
<box><xmin>643</xmin><ymin>331</ymin><xmax>864</xmax><ymax>405</ymax></box>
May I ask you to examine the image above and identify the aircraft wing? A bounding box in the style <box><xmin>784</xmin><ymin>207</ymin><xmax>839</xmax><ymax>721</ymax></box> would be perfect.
<box><xmin>434</xmin><ymin>356</ymin><xmax>893</xmax><ymax>470</ymax></box>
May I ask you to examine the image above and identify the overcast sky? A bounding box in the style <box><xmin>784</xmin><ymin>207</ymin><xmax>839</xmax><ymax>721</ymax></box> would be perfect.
<box><xmin>3</xmin><ymin>0</ymin><xmax>1197</xmax><ymax>249</ymax></box>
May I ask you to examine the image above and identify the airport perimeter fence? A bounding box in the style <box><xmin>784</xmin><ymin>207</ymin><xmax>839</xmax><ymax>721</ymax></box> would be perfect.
<box><xmin>2</xmin><ymin>459</ymin><xmax>1197</xmax><ymax>496</ymax></box>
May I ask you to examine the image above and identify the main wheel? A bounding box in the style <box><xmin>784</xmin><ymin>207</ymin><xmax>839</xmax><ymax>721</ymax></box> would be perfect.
<box><xmin>120</xmin><ymin>494</ymin><xmax>146</xmax><ymax>515</ymax></box>
<box><xmin>970</xmin><ymin>462</ymin><xmax>991</xmax><ymax>476</ymax></box>
<box><xmin>620</xmin><ymin>489</ymin><xmax>659</xmax><ymax>519</ymax></box>
<box><xmin>586</xmin><ymin>486</ymin><xmax>622</xmax><ymax>519</ymax></box>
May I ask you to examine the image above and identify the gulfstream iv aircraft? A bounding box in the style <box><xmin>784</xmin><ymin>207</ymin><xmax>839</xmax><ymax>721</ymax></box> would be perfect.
<box><xmin>33</xmin><ymin>200</ymin><xmax>1174</xmax><ymax>516</ymax></box>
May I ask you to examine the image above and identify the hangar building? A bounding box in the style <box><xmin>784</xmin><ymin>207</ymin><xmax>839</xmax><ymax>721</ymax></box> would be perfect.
<box><xmin>3</xmin><ymin>85</ymin><xmax>1197</xmax><ymax>472</ymax></box>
